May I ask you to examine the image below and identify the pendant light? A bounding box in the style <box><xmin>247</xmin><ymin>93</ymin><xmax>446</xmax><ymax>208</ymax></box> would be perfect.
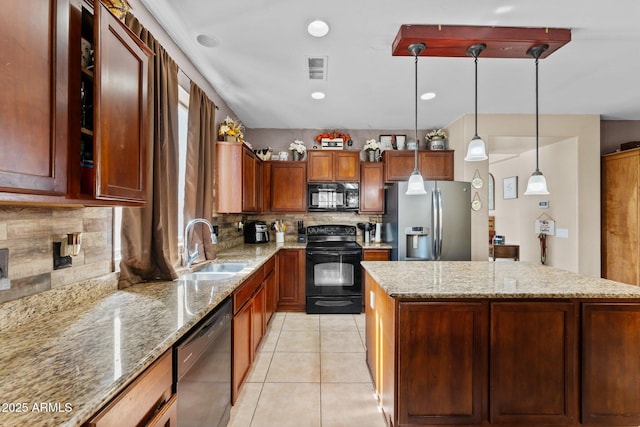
<box><xmin>464</xmin><ymin>44</ymin><xmax>488</xmax><ymax>161</ymax></box>
<box><xmin>406</xmin><ymin>42</ymin><xmax>428</xmax><ymax>195</ymax></box>
<box><xmin>524</xmin><ymin>44</ymin><xmax>550</xmax><ymax>196</ymax></box>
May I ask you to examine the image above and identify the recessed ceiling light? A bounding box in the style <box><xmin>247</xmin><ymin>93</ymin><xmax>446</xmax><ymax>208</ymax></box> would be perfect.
<box><xmin>421</xmin><ymin>92</ymin><xmax>436</xmax><ymax>100</ymax></box>
<box><xmin>495</xmin><ymin>5</ymin><xmax>513</xmax><ymax>14</ymax></box>
<box><xmin>196</xmin><ymin>33</ymin><xmax>219</xmax><ymax>48</ymax></box>
<box><xmin>311</xmin><ymin>91</ymin><xmax>326</xmax><ymax>100</ymax></box>
<box><xmin>307</xmin><ymin>20</ymin><xmax>330</xmax><ymax>37</ymax></box>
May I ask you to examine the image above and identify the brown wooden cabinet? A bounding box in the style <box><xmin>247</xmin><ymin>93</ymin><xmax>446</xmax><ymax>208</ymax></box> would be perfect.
<box><xmin>264</xmin><ymin>256</ymin><xmax>277</xmax><ymax>325</ymax></box>
<box><xmin>399</xmin><ymin>301</ymin><xmax>487</xmax><ymax>425</ymax></box>
<box><xmin>232</xmin><ymin>269</ymin><xmax>266</xmax><ymax>403</ymax></box>
<box><xmin>0</xmin><ymin>0</ymin><xmax>69</xmax><ymax>197</ymax></box>
<box><xmin>383</xmin><ymin>150</ymin><xmax>454</xmax><ymax>183</ymax></box>
<box><xmin>86</xmin><ymin>350</ymin><xmax>174</xmax><ymax>427</ymax></box>
<box><xmin>0</xmin><ymin>0</ymin><xmax>150</xmax><ymax>206</ymax></box>
<box><xmin>268</xmin><ymin>162</ymin><xmax>307</xmax><ymax>213</ymax></box>
<box><xmin>276</xmin><ymin>249</ymin><xmax>306</xmax><ymax>311</ymax></box>
<box><xmin>307</xmin><ymin>150</ymin><xmax>360</xmax><ymax>182</ymax></box>
<box><xmin>582</xmin><ymin>302</ymin><xmax>640</xmax><ymax>425</ymax></box>
<box><xmin>216</xmin><ymin>142</ymin><xmax>262</xmax><ymax>213</ymax></box>
<box><xmin>490</xmin><ymin>301</ymin><xmax>576</xmax><ymax>425</ymax></box>
<box><xmin>359</xmin><ymin>162</ymin><xmax>384</xmax><ymax>213</ymax></box>
<box><xmin>602</xmin><ymin>149</ymin><xmax>640</xmax><ymax>285</ymax></box>
<box><xmin>363</xmin><ymin>248</ymin><xmax>390</xmax><ymax>261</ymax></box>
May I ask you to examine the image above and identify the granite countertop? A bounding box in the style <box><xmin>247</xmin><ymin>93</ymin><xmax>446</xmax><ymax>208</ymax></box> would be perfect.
<box><xmin>0</xmin><ymin>241</ymin><xmax>301</xmax><ymax>427</ymax></box>
<box><xmin>362</xmin><ymin>260</ymin><xmax>640</xmax><ymax>299</ymax></box>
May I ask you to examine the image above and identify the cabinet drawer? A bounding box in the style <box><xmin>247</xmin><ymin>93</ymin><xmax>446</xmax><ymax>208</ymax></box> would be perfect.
<box><xmin>263</xmin><ymin>255</ymin><xmax>276</xmax><ymax>276</ymax></box>
<box><xmin>234</xmin><ymin>270</ymin><xmax>264</xmax><ymax>313</ymax></box>
<box><xmin>86</xmin><ymin>350</ymin><xmax>172</xmax><ymax>427</ymax></box>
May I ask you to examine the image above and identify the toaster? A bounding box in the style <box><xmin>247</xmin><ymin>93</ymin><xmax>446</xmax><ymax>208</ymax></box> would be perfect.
<box><xmin>244</xmin><ymin>221</ymin><xmax>270</xmax><ymax>244</ymax></box>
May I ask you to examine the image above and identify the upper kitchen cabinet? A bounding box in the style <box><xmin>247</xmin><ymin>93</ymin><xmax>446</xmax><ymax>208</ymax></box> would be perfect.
<box><xmin>0</xmin><ymin>0</ymin><xmax>70</xmax><ymax>197</ymax></box>
<box><xmin>0</xmin><ymin>0</ymin><xmax>151</xmax><ymax>206</ymax></box>
<box><xmin>307</xmin><ymin>150</ymin><xmax>360</xmax><ymax>182</ymax></box>
<box><xmin>384</xmin><ymin>150</ymin><xmax>454</xmax><ymax>182</ymax></box>
<box><xmin>216</xmin><ymin>141</ymin><xmax>262</xmax><ymax>213</ymax></box>
<box><xmin>68</xmin><ymin>0</ymin><xmax>152</xmax><ymax>204</ymax></box>
<box><xmin>268</xmin><ymin>162</ymin><xmax>306</xmax><ymax>213</ymax></box>
<box><xmin>359</xmin><ymin>162</ymin><xmax>384</xmax><ymax>214</ymax></box>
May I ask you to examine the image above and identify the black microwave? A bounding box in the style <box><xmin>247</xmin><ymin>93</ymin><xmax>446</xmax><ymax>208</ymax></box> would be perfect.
<box><xmin>308</xmin><ymin>182</ymin><xmax>359</xmax><ymax>212</ymax></box>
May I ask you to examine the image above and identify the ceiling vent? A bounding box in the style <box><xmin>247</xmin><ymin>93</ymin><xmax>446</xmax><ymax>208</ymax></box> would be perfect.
<box><xmin>307</xmin><ymin>56</ymin><xmax>328</xmax><ymax>80</ymax></box>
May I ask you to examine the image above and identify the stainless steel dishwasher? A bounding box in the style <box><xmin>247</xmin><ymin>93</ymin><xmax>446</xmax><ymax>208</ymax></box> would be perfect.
<box><xmin>175</xmin><ymin>297</ymin><xmax>232</xmax><ymax>427</ymax></box>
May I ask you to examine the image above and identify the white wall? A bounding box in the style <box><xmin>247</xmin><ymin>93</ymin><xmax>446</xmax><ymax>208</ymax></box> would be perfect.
<box><xmin>447</xmin><ymin>113</ymin><xmax>600</xmax><ymax>277</ymax></box>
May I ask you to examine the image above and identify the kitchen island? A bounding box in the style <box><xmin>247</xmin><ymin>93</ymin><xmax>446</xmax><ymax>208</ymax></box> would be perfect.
<box><xmin>362</xmin><ymin>261</ymin><xmax>640</xmax><ymax>427</ymax></box>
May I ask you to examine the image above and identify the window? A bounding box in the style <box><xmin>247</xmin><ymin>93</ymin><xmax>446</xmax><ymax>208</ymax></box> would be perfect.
<box><xmin>112</xmin><ymin>85</ymin><xmax>189</xmax><ymax>271</ymax></box>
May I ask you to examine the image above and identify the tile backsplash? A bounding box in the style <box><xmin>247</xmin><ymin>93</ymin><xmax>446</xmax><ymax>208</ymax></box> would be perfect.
<box><xmin>0</xmin><ymin>206</ymin><xmax>113</xmax><ymax>303</ymax></box>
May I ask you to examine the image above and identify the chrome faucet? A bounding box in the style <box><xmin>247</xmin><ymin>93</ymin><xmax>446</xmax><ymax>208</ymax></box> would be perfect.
<box><xmin>184</xmin><ymin>218</ymin><xmax>218</xmax><ymax>268</ymax></box>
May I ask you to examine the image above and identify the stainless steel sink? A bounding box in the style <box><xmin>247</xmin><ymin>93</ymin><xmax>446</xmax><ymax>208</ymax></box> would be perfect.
<box><xmin>179</xmin><ymin>271</ymin><xmax>236</xmax><ymax>281</ymax></box>
<box><xmin>196</xmin><ymin>263</ymin><xmax>247</xmax><ymax>273</ymax></box>
<box><xmin>178</xmin><ymin>262</ymin><xmax>248</xmax><ymax>281</ymax></box>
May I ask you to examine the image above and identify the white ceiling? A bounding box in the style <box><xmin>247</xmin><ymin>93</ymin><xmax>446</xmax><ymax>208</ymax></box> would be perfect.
<box><xmin>140</xmin><ymin>0</ymin><xmax>640</xmax><ymax>132</ymax></box>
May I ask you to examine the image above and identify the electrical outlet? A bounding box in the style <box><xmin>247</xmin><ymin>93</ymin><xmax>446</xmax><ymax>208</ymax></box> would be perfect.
<box><xmin>212</xmin><ymin>225</ymin><xmax>219</xmax><ymax>236</ymax></box>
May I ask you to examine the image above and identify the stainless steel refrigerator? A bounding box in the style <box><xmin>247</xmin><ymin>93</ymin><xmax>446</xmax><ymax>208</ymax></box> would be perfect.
<box><xmin>384</xmin><ymin>181</ymin><xmax>471</xmax><ymax>261</ymax></box>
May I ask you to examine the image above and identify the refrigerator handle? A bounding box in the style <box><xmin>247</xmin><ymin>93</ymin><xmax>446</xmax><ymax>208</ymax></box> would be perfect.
<box><xmin>437</xmin><ymin>189</ymin><xmax>443</xmax><ymax>260</ymax></box>
<box><xmin>431</xmin><ymin>189</ymin><xmax>438</xmax><ymax>260</ymax></box>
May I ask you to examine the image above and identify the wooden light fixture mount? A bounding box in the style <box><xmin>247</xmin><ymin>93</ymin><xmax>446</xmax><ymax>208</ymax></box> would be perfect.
<box><xmin>392</xmin><ymin>25</ymin><xmax>571</xmax><ymax>58</ymax></box>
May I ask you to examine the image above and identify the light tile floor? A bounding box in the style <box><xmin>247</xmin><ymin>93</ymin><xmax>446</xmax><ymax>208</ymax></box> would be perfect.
<box><xmin>229</xmin><ymin>312</ymin><xmax>387</xmax><ymax>427</ymax></box>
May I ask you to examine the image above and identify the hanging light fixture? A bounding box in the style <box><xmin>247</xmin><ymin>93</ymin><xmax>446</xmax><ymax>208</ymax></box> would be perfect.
<box><xmin>524</xmin><ymin>44</ymin><xmax>550</xmax><ymax>196</ymax></box>
<box><xmin>464</xmin><ymin>43</ymin><xmax>488</xmax><ymax>162</ymax></box>
<box><xmin>406</xmin><ymin>42</ymin><xmax>428</xmax><ymax>195</ymax></box>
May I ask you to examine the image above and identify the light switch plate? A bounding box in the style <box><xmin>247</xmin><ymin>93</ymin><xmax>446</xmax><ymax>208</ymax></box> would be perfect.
<box><xmin>556</xmin><ymin>228</ymin><xmax>569</xmax><ymax>238</ymax></box>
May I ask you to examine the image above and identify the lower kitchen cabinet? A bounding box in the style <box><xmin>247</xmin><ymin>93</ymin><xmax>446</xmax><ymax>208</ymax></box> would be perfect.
<box><xmin>582</xmin><ymin>303</ymin><xmax>640</xmax><ymax>425</ymax></box>
<box><xmin>85</xmin><ymin>350</ymin><xmax>174</xmax><ymax>427</ymax></box>
<box><xmin>264</xmin><ymin>257</ymin><xmax>277</xmax><ymax>325</ymax></box>
<box><xmin>363</xmin><ymin>248</ymin><xmax>390</xmax><ymax>261</ymax></box>
<box><xmin>232</xmin><ymin>269</ymin><xmax>266</xmax><ymax>404</ymax></box>
<box><xmin>490</xmin><ymin>302</ymin><xmax>576</xmax><ymax>425</ymax></box>
<box><xmin>276</xmin><ymin>249</ymin><xmax>306</xmax><ymax>312</ymax></box>
<box><xmin>398</xmin><ymin>301</ymin><xmax>487</xmax><ymax>425</ymax></box>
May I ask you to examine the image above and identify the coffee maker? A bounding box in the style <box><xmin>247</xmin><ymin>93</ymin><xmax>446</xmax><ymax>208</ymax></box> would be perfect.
<box><xmin>244</xmin><ymin>221</ymin><xmax>269</xmax><ymax>243</ymax></box>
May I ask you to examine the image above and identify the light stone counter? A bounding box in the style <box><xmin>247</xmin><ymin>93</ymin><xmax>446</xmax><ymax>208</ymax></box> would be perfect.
<box><xmin>0</xmin><ymin>241</ymin><xmax>302</xmax><ymax>427</ymax></box>
<box><xmin>361</xmin><ymin>260</ymin><xmax>640</xmax><ymax>299</ymax></box>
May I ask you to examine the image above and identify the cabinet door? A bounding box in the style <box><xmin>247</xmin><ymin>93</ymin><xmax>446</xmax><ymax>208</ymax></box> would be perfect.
<box><xmin>252</xmin><ymin>284</ymin><xmax>266</xmax><ymax>354</ymax></box>
<box><xmin>384</xmin><ymin>151</ymin><xmax>416</xmax><ymax>182</ymax></box>
<box><xmin>359</xmin><ymin>163</ymin><xmax>384</xmax><ymax>213</ymax></box>
<box><xmin>582</xmin><ymin>303</ymin><xmax>640</xmax><ymax>425</ymax></box>
<box><xmin>398</xmin><ymin>301</ymin><xmax>487</xmax><ymax>426</ymax></box>
<box><xmin>419</xmin><ymin>151</ymin><xmax>454</xmax><ymax>181</ymax></box>
<box><xmin>270</xmin><ymin>162</ymin><xmax>307</xmax><ymax>212</ymax></box>
<box><xmin>242</xmin><ymin>148</ymin><xmax>260</xmax><ymax>212</ymax></box>
<box><xmin>362</xmin><ymin>249</ymin><xmax>390</xmax><ymax>261</ymax></box>
<box><xmin>264</xmin><ymin>269</ymin><xmax>277</xmax><ymax>325</ymax></box>
<box><xmin>307</xmin><ymin>151</ymin><xmax>333</xmax><ymax>181</ymax></box>
<box><xmin>602</xmin><ymin>150</ymin><xmax>639</xmax><ymax>285</ymax></box>
<box><xmin>94</xmin><ymin>2</ymin><xmax>149</xmax><ymax>202</ymax></box>
<box><xmin>232</xmin><ymin>301</ymin><xmax>252</xmax><ymax>404</ymax></box>
<box><xmin>216</xmin><ymin>141</ymin><xmax>243</xmax><ymax>213</ymax></box>
<box><xmin>277</xmin><ymin>249</ymin><xmax>306</xmax><ymax>311</ymax></box>
<box><xmin>0</xmin><ymin>0</ymin><xmax>68</xmax><ymax>196</ymax></box>
<box><xmin>490</xmin><ymin>302</ymin><xmax>576</xmax><ymax>425</ymax></box>
<box><xmin>334</xmin><ymin>151</ymin><xmax>360</xmax><ymax>181</ymax></box>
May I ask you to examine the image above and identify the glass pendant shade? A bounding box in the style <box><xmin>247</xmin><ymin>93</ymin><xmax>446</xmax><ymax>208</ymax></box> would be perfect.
<box><xmin>405</xmin><ymin>42</ymin><xmax>427</xmax><ymax>196</ymax></box>
<box><xmin>524</xmin><ymin>171</ymin><xmax>549</xmax><ymax>195</ymax></box>
<box><xmin>406</xmin><ymin>170</ymin><xmax>427</xmax><ymax>195</ymax></box>
<box><xmin>464</xmin><ymin>135</ymin><xmax>488</xmax><ymax>161</ymax></box>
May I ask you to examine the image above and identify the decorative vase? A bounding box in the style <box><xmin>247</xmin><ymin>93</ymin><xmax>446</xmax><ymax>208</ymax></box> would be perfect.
<box><xmin>292</xmin><ymin>150</ymin><xmax>302</xmax><ymax>161</ymax></box>
<box><xmin>429</xmin><ymin>136</ymin><xmax>446</xmax><ymax>150</ymax></box>
<box><xmin>224</xmin><ymin>135</ymin><xmax>238</xmax><ymax>142</ymax></box>
<box><xmin>367</xmin><ymin>150</ymin><xmax>377</xmax><ymax>162</ymax></box>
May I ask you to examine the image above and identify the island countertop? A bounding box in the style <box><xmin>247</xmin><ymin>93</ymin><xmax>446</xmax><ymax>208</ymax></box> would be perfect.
<box><xmin>361</xmin><ymin>260</ymin><xmax>640</xmax><ymax>299</ymax></box>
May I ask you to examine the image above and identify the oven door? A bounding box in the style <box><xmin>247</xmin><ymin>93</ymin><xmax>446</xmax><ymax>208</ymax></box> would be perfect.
<box><xmin>305</xmin><ymin>248</ymin><xmax>362</xmax><ymax>296</ymax></box>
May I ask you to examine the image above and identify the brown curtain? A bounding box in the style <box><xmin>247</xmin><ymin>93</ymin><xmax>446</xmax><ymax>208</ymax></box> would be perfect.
<box><xmin>119</xmin><ymin>14</ymin><xmax>180</xmax><ymax>287</ymax></box>
<box><xmin>183</xmin><ymin>82</ymin><xmax>217</xmax><ymax>263</ymax></box>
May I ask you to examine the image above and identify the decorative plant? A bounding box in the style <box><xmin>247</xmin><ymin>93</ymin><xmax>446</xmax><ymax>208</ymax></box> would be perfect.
<box><xmin>218</xmin><ymin>116</ymin><xmax>244</xmax><ymax>140</ymax></box>
<box><xmin>314</xmin><ymin>130</ymin><xmax>351</xmax><ymax>143</ymax></box>
<box><xmin>425</xmin><ymin>129</ymin><xmax>447</xmax><ymax>140</ymax></box>
<box><xmin>364</xmin><ymin>139</ymin><xmax>381</xmax><ymax>152</ymax></box>
<box><xmin>289</xmin><ymin>140</ymin><xmax>307</xmax><ymax>153</ymax></box>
